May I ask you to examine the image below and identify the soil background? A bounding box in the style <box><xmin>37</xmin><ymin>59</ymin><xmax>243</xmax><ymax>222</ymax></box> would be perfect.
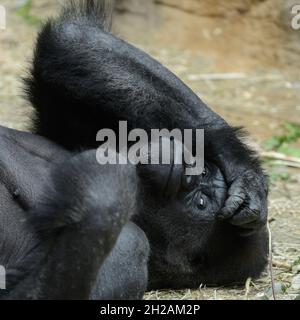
<box><xmin>0</xmin><ymin>0</ymin><xmax>299</xmax><ymax>300</ymax></box>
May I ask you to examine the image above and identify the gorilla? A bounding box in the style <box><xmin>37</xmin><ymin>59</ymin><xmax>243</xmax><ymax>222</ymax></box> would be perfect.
<box><xmin>0</xmin><ymin>126</ymin><xmax>150</xmax><ymax>299</ymax></box>
<box><xmin>0</xmin><ymin>0</ymin><xmax>269</xmax><ymax>299</ymax></box>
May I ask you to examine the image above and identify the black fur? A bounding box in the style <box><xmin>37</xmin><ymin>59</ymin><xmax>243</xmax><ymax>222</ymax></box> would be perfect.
<box><xmin>0</xmin><ymin>0</ymin><xmax>269</xmax><ymax>299</ymax></box>
<box><xmin>0</xmin><ymin>127</ymin><xmax>149</xmax><ymax>299</ymax></box>
<box><xmin>25</xmin><ymin>0</ymin><xmax>268</xmax><ymax>288</ymax></box>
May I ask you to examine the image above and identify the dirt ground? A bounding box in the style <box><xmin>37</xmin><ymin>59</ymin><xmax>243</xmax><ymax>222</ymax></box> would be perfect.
<box><xmin>0</xmin><ymin>1</ymin><xmax>299</xmax><ymax>300</ymax></box>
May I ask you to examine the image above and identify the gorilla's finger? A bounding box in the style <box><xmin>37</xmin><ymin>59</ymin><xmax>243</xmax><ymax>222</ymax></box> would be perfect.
<box><xmin>229</xmin><ymin>209</ymin><xmax>259</xmax><ymax>226</ymax></box>
<box><xmin>236</xmin><ymin>227</ymin><xmax>258</xmax><ymax>237</ymax></box>
<box><xmin>229</xmin><ymin>192</ymin><xmax>261</xmax><ymax>224</ymax></box>
<box><xmin>233</xmin><ymin>218</ymin><xmax>266</xmax><ymax>237</ymax></box>
<box><xmin>236</xmin><ymin>220</ymin><xmax>265</xmax><ymax>230</ymax></box>
<box><xmin>218</xmin><ymin>192</ymin><xmax>246</xmax><ymax>220</ymax></box>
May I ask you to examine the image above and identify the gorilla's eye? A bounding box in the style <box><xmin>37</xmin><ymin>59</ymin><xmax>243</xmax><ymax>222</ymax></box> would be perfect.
<box><xmin>198</xmin><ymin>197</ymin><xmax>205</xmax><ymax>209</ymax></box>
<box><xmin>201</xmin><ymin>167</ymin><xmax>207</xmax><ymax>177</ymax></box>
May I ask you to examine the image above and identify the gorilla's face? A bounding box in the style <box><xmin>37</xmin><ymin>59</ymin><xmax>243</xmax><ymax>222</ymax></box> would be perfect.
<box><xmin>166</xmin><ymin>162</ymin><xmax>227</xmax><ymax>222</ymax></box>
<box><xmin>135</xmin><ymin>161</ymin><xmax>228</xmax><ymax>289</ymax></box>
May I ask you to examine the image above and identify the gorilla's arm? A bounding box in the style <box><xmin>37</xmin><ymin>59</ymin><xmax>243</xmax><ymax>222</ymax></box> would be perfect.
<box><xmin>91</xmin><ymin>222</ymin><xmax>149</xmax><ymax>300</ymax></box>
<box><xmin>0</xmin><ymin>127</ymin><xmax>146</xmax><ymax>299</ymax></box>
<box><xmin>26</xmin><ymin>0</ymin><xmax>268</xmax><ymax>231</ymax></box>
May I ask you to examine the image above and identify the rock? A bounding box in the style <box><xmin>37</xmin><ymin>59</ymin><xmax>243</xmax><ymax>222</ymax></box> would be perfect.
<box><xmin>255</xmin><ymin>292</ymin><xmax>269</xmax><ymax>300</ymax></box>
<box><xmin>265</xmin><ymin>283</ymin><xmax>286</xmax><ymax>297</ymax></box>
<box><xmin>291</xmin><ymin>275</ymin><xmax>300</xmax><ymax>291</ymax></box>
<box><xmin>292</xmin><ymin>264</ymin><xmax>300</xmax><ymax>274</ymax></box>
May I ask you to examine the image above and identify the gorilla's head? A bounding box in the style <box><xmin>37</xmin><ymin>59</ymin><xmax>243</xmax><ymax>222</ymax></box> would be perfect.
<box><xmin>135</xmin><ymin>158</ymin><xmax>228</xmax><ymax>289</ymax></box>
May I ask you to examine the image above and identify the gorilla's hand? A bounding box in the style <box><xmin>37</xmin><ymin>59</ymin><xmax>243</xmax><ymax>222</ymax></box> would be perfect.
<box><xmin>218</xmin><ymin>169</ymin><xmax>268</xmax><ymax>236</ymax></box>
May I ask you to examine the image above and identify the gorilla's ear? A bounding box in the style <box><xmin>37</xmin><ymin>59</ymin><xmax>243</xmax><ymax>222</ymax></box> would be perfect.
<box><xmin>136</xmin><ymin>138</ymin><xmax>184</xmax><ymax>199</ymax></box>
